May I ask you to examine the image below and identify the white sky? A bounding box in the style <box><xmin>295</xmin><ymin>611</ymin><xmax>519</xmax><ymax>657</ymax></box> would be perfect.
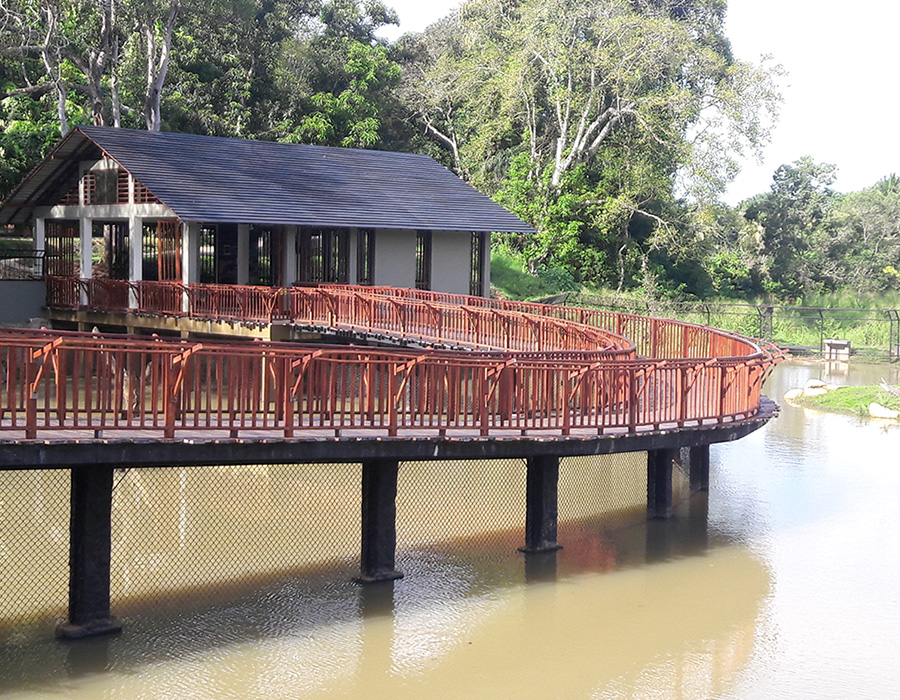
<box><xmin>380</xmin><ymin>0</ymin><xmax>900</xmax><ymax>203</ymax></box>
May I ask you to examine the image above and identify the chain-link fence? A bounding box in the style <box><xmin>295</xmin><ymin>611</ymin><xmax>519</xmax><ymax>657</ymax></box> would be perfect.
<box><xmin>0</xmin><ymin>452</ymin><xmax>699</xmax><ymax>630</ymax></box>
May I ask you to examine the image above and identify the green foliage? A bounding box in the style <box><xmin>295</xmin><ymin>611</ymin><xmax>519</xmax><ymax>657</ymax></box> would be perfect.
<box><xmin>489</xmin><ymin>249</ymin><xmax>561</xmax><ymax>299</ymax></box>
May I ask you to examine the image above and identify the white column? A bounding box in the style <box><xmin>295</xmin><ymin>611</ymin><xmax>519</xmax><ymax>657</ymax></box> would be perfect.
<box><xmin>128</xmin><ymin>216</ymin><xmax>142</xmax><ymax>309</ymax></box>
<box><xmin>79</xmin><ymin>217</ymin><xmax>92</xmax><ymax>306</ymax></box>
<box><xmin>282</xmin><ymin>226</ymin><xmax>297</xmax><ymax>286</ymax></box>
<box><xmin>182</xmin><ymin>222</ymin><xmax>200</xmax><ymax>313</ymax></box>
<box><xmin>79</xmin><ymin>217</ymin><xmax>93</xmax><ymax>279</ymax></box>
<box><xmin>34</xmin><ymin>217</ymin><xmax>46</xmax><ymax>253</ymax></box>
<box><xmin>237</xmin><ymin>223</ymin><xmax>250</xmax><ymax>285</ymax></box>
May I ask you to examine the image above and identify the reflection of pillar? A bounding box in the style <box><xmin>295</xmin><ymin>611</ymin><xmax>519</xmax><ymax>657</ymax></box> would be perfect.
<box><xmin>237</xmin><ymin>223</ymin><xmax>250</xmax><ymax>285</ymax></box>
<box><xmin>647</xmin><ymin>449</ymin><xmax>675</xmax><ymax>519</ymax></box>
<box><xmin>687</xmin><ymin>491</ymin><xmax>709</xmax><ymax>553</ymax></box>
<box><xmin>57</xmin><ymin>466</ymin><xmax>122</xmax><ymax>639</ymax></box>
<box><xmin>688</xmin><ymin>445</ymin><xmax>710</xmax><ymax>492</ymax></box>
<box><xmin>358</xmin><ymin>459</ymin><xmax>403</xmax><ymax>583</ymax></box>
<box><xmin>524</xmin><ymin>550</ymin><xmax>558</xmax><ymax>583</ymax></box>
<box><xmin>518</xmin><ymin>456</ymin><xmax>563</xmax><ymax>553</ymax></box>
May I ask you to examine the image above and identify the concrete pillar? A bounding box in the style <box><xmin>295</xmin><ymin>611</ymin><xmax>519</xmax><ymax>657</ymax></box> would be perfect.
<box><xmin>79</xmin><ymin>217</ymin><xmax>92</xmax><ymax>280</ymax></box>
<box><xmin>282</xmin><ymin>226</ymin><xmax>298</xmax><ymax>286</ymax></box>
<box><xmin>182</xmin><ymin>222</ymin><xmax>199</xmax><ymax>313</ymax></box>
<box><xmin>34</xmin><ymin>217</ymin><xmax>45</xmax><ymax>253</ymax></box>
<box><xmin>358</xmin><ymin>459</ymin><xmax>403</xmax><ymax>583</ymax></box>
<box><xmin>56</xmin><ymin>466</ymin><xmax>121</xmax><ymax>639</ymax></box>
<box><xmin>237</xmin><ymin>223</ymin><xmax>250</xmax><ymax>286</ymax></box>
<box><xmin>79</xmin><ymin>217</ymin><xmax>92</xmax><ymax>306</ymax></box>
<box><xmin>518</xmin><ymin>456</ymin><xmax>563</xmax><ymax>553</ymax></box>
<box><xmin>647</xmin><ymin>449</ymin><xmax>675</xmax><ymax>519</ymax></box>
<box><xmin>688</xmin><ymin>444</ymin><xmax>710</xmax><ymax>492</ymax></box>
<box><xmin>128</xmin><ymin>216</ymin><xmax>142</xmax><ymax>309</ymax></box>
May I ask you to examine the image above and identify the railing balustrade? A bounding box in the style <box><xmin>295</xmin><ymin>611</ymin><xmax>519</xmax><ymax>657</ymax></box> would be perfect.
<box><xmin>18</xmin><ymin>280</ymin><xmax>785</xmax><ymax>439</ymax></box>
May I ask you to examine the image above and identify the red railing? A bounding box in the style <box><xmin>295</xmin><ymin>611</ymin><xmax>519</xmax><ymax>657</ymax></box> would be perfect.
<box><xmin>19</xmin><ymin>282</ymin><xmax>786</xmax><ymax>439</ymax></box>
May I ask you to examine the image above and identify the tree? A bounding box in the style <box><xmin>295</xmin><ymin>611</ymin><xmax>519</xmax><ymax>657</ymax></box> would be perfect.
<box><xmin>743</xmin><ymin>157</ymin><xmax>837</xmax><ymax>298</ymax></box>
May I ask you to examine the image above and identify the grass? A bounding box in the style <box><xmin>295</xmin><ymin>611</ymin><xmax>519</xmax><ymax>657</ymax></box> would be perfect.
<box><xmin>795</xmin><ymin>386</ymin><xmax>900</xmax><ymax>417</ymax></box>
<box><xmin>490</xmin><ymin>250</ymin><xmax>559</xmax><ymax>300</ymax></box>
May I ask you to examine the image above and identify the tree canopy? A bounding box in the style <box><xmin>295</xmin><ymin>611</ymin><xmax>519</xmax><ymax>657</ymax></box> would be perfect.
<box><xmin>5</xmin><ymin>0</ymin><xmax>891</xmax><ymax>305</ymax></box>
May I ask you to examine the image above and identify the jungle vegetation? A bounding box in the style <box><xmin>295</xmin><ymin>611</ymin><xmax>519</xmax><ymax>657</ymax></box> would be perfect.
<box><xmin>1</xmin><ymin>0</ymin><xmax>896</xmax><ymax>305</ymax></box>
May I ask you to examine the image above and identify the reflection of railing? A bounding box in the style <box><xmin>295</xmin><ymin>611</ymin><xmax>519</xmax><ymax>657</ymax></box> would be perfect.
<box><xmin>0</xmin><ymin>250</ymin><xmax>43</xmax><ymax>280</ymax></box>
<box><xmin>14</xmin><ymin>282</ymin><xmax>785</xmax><ymax>439</ymax></box>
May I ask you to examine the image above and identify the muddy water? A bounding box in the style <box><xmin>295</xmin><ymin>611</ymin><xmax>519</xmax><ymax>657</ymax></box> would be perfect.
<box><xmin>1</xmin><ymin>360</ymin><xmax>900</xmax><ymax>698</ymax></box>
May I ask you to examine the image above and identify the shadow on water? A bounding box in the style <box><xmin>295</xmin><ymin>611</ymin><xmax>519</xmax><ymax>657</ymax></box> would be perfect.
<box><xmin>0</xmin><ymin>489</ymin><xmax>762</xmax><ymax>699</ymax></box>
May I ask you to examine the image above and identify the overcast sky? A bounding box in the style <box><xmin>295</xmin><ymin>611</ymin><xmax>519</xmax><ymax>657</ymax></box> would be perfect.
<box><xmin>379</xmin><ymin>0</ymin><xmax>899</xmax><ymax>203</ymax></box>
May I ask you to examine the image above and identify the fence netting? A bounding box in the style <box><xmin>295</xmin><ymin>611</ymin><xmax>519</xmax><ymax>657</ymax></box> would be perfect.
<box><xmin>0</xmin><ymin>451</ymin><xmax>699</xmax><ymax>631</ymax></box>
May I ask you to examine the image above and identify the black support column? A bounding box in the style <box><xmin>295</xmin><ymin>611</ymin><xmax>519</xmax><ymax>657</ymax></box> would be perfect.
<box><xmin>647</xmin><ymin>449</ymin><xmax>675</xmax><ymax>520</ymax></box>
<box><xmin>358</xmin><ymin>459</ymin><xmax>403</xmax><ymax>583</ymax></box>
<box><xmin>688</xmin><ymin>445</ymin><xmax>710</xmax><ymax>492</ymax></box>
<box><xmin>518</xmin><ymin>456</ymin><xmax>563</xmax><ymax>553</ymax></box>
<box><xmin>57</xmin><ymin>466</ymin><xmax>122</xmax><ymax>639</ymax></box>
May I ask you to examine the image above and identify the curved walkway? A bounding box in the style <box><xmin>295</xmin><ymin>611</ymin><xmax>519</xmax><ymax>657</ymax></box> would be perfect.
<box><xmin>0</xmin><ymin>282</ymin><xmax>785</xmax><ymax>441</ymax></box>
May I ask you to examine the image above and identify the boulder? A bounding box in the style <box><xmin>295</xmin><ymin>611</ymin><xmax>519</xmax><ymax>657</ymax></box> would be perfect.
<box><xmin>804</xmin><ymin>378</ymin><xmax>828</xmax><ymax>390</ymax></box>
<box><xmin>803</xmin><ymin>387</ymin><xmax>828</xmax><ymax>397</ymax></box>
<box><xmin>783</xmin><ymin>389</ymin><xmax>804</xmax><ymax>402</ymax></box>
<box><xmin>868</xmin><ymin>402</ymin><xmax>900</xmax><ymax>420</ymax></box>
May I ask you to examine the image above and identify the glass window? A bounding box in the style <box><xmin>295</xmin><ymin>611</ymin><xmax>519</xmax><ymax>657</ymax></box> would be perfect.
<box><xmin>357</xmin><ymin>228</ymin><xmax>374</xmax><ymax>285</ymax></box>
<box><xmin>415</xmin><ymin>230</ymin><xmax>432</xmax><ymax>290</ymax></box>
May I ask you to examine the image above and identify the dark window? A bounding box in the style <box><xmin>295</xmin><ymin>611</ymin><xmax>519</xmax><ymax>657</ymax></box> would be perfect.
<box><xmin>415</xmin><ymin>230</ymin><xmax>432</xmax><ymax>290</ymax></box>
<box><xmin>470</xmin><ymin>232</ymin><xmax>486</xmax><ymax>296</ymax></box>
<box><xmin>199</xmin><ymin>224</ymin><xmax>217</xmax><ymax>283</ymax></box>
<box><xmin>44</xmin><ymin>220</ymin><xmax>79</xmax><ymax>277</ymax></box>
<box><xmin>144</xmin><ymin>220</ymin><xmax>182</xmax><ymax>281</ymax></box>
<box><xmin>91</xmin><ymin>222</ymin><xmax>129</xmax><ymax>279</ymax></box>
<box><xmin>249</xmin><ymin>226</ymin><xmax>275</xmax><ymax>286</ymax></box>
<box><xmin>83</xmin><ymin>169</ymin><xmax>126</xmax><ymax>205</ymax></box>
<box><xmin>357</xmin><ymin>228</ymin><xmax>374</xmax><ymax>285</ymax></box>
<box><xmin>298</xmin><ymin>228</ymin><xmax>349</xmax><ymax>284</ymax></box>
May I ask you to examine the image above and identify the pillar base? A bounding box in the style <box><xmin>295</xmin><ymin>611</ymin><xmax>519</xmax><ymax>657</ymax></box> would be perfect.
<box><xmin>354</xmin><ymin>571</ymin><xmax>404</xmax><ymax>585</ymax></box>
<box><xmin>56</xmin><ymin>617</ymin><xmax>122</xmax><ymax>640</ymax></box>
<box><xmin>517</xmin><ymin>544</ymin><xmax>563</xmax><ymax>554</ymax></box>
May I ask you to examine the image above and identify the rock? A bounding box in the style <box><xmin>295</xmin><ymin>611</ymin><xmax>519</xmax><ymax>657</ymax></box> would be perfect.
<box><xmin>868</xmin><ymin>402</ymin><xmax>900</xmax><ymax>419</ymax></box>
<box><xmin>804</xmin><ymin>379</ymin><xmax>827</xmax><ymax>390</ymax></box>
<box><xmin>783</xmin><ymin>389</ymin><xmax>804</xmax><ymax>402</ymax></box>
<box><xmin>804</xmin><ymin>387</ymin><xmax>828</xmax><ymax>397</ymax></box>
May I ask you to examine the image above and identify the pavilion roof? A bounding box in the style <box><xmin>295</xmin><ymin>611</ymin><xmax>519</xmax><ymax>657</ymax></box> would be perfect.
<box><xmin>1</xmin><ymin>126</ymin><xmax>534</xmax><ymax>233</ymax></box>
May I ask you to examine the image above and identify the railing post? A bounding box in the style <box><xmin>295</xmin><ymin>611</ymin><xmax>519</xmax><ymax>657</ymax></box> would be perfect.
<box><xmin>164</xmin><ymin>360</ymin><xmax>177</xmax><ymax>439</ymax></box>
<box><xmin>480</xmin><ymin>365</ymin><xmax>491</xmax><ymax>436</ymax></box>
<box><xmin>388</xmin><ymin>364</ymin><xmax>399</xmax><ymax>437</ymax></box>
<box><xmin>25</xmin><ymin>355</ymin><xmax>37</xmax><ymax>439</ymax></box>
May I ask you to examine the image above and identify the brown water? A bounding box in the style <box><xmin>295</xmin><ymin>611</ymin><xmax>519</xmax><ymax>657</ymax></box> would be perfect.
<box><xmin>1</xmin><ymin>360</ymin><xmax>899</xmax><ymax>698</ymax></box>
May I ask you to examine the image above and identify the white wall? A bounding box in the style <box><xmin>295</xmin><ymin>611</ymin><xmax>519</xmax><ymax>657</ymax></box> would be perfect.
<box><xmin>431</xmin><ymin>230</ymin><xmax>473</xmax><ymax>296</ymax></box>
<box><xmin>373</xmin><ymin>229</ymin><xmax>416</xmax><ymax>289</ymax></box>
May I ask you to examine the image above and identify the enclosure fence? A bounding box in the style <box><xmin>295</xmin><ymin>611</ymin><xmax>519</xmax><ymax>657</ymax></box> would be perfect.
<box><xmin>0</xmin><ymin>453</ymin><xmax>688</xmax><ymax>632</ymax></box>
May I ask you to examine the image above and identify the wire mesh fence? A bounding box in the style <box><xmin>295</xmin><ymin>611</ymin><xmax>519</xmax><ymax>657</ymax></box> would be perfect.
<box><xmin>0</xmin><ymin>452</ymin><xmax>696</xmax><ymax>631</ymax></box>
<box><xmin>549</xmin><ymin>293</ymin><xmax>900</xmax><ymax>359</ymax></box>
